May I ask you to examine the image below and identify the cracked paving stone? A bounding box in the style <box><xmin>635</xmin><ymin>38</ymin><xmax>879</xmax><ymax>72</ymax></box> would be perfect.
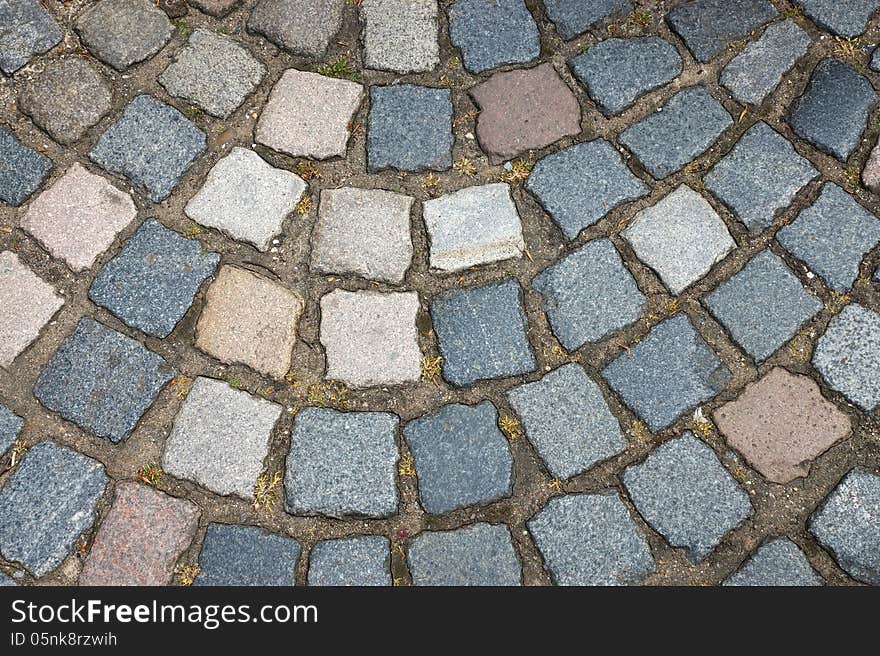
<box><xmin>0</xmin><ymin>0</ymin><xmax>62</xmax><ymax>74</ymax></box>
<box><xmin>0</xmin><ymin>127</ymin><xmax>51</xmax><ymax>207</ymax></box>
<box><xmin>75</xmin><ymin>0</ymin><xmax>172</xmax><ymax>71</ymax></box>
<box><xmin>619</xmin><ymin>86</ymin><xmax>732</xmax><ymax>179</ymax></box>
<box><xmin>569</xmin><ymin>37</ymin><xmax>682</xmax><ymax>115</ymax></box>
<box><xmin>724</xmin><ymin>539</ymin><xmax>822</xmax><ymax>586</ymax></box>
<box><xmin>89</xmin><ymin>95</ymin><xmax>206</xmax><ymax>202</ymax></box>
<box><xmin>408</xmin><ymin>523</ymin><xmax>521</xmax><ymax>585</ymax></box>
<box><xmin>542</xmin><ymin>0</ymin><xmax>633</xmax><ymax>40</ymax></box>
<box><xmin>789</xmin><ymin>59</ymin><xmax>878</xmax><ymax>162</ymax></box>
<box><xmin>362</xmin><ymin>0</ymin><xmax>440</xmax><ymax>74</ymax></box>
<box><xmin>704</xmin><ymin>250</ymin><xmax>823</xmax><ymax>362</ymax></box>
<box><xmin>405</xmin><ymin>401</ymin><xmax>513</xmax><ymax>514</ymax></box>
<box><xmin>308</xmin><ymin>536</ymin><xmax>391</xmax><ymax>586</ymax></box>
<box><xmin>247</xmin><ymin>0</ymin><xmax>345</xmax><ymax>58</ymax></box>
<box><xmin>0</xmin><ymin>403</ymin><xmax>24</xmax><ymax>456</ymax></box>
<box><xmin>196</xmin><ymin>523</ymin><xmax>300</xmax><ymax>586</ymax></box>
<box><xmin>189</xmin><ymin>0</ymin><xmax>239</xmax><ymax>16</ymax></box>
<box><xmin>623</xmin><ymin>433</ymin><xmax>752</xmax><ymax>562</ymax></box>
<box><xmin>447</xmin><ymin>0</ymin><xmax>540</xmax><ymax>74</ymax></box>
<box><xmin>0</xmin><ymin>440</ymin><xmax>107</xmax><ymax>576</ymax></box>
<box><xmin>430</xmin><ymin>279</ymin><xmax>536</xmax><ymax>386</ymax></box>
<box><xmin>507</xmin><ymin>364</ymin><xmax>626</xmax><ymax>480</ymax></box>
<box><xmin>79</xmin><ymin>482</ymin><xmax>200</xmax><ymax>586</ymax></box>
<box><xmin>794</xmin><ymin>0</ymin><xmax>880</xmax><ymax>37</ymax></box>
<box><xmin>423</xmin><ymin>183</ymin><xmax>524</xmax><ymax>272</ymax></box>
<box><xmin>777</xmin><ymin>183</ymin><xmax>880</xmax><ymax>292</ymax></box>
<box><xmin>529</xmin><ymin>492</ymin><xmax>655</xmax><ymax>585</ymax></box>
<box><xmin>525</xmin><ymin>139</ymin><xmax>648</xmax><ymax>240</ymax></box>
<box><xmin>666</xmin><ymin>0</ymin><xmax>777</xmax><ymax>63</ymax></box>
<box><xmin>602</xmin><ymin>314</ymin><xmax>731</xmax><ymax>432</ymax></box>
<box><xmin>285</xmin><ymin>408</ymin><xmax>399</xmax><ymax>518</ymax></box>
<box><xmin>34</xmin><ymin>318</ymin><xmax>175</xmax><ymax>442</ymax></box>
<box><xmin>89</xmin><ymin>220</ymin><xmax>220</xmax><ymax>338</ymax></box>
<box><xmin>713</xmin><ymin>367</ymin><xmax>851</xmax><ymax>484</ymax></box>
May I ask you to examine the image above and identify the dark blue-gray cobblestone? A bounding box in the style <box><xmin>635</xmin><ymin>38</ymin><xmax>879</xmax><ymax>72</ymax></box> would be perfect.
<box><xmin>724</xmin><ymin>539</ymin><xmax>822</xmax><ymax>586</ymax></box>
<box><xmin>542</xmin><ymin>0</ymin><xmax>632</xmax><ymax>40</ymax></box>
<box><xmin>795</xmin><ymin>0</ymin><xmax>880</xmax><ymax>37</ymax></box>
<box><xmin>195</xmin><ymin>523</ymin><xmax>299</xmax><ymax>586</ymax></box>
<box><xmin>0</xmin><ymin>0</ymin><xmax>62</xmax><ymax>75</ymax></box>
<box><xmin>308</xmin><ymin>536</ymin><xmax>390</xmax><ymax>586</ymax></box>
<box><xmin>448</xmin><ymin>0</ymin><xmax>540</xmax><ymax>74</ymax></box>
<box><xmin>408</xmin><ymin>523</ymin><xmax>521</xmax><ymax>585</ymax></box>
<box><xmin>666</xmin><ymin>0</ymin><xmax>777</xmax><ymax>63</ymax></box>
<box><xmin>0</xmin><ymin>128</ymin><xmax>51</xmax><ymax>207</ymax></box>
<box><xmin>0</xmin><ymin>403</ymin><xmax>24</xmax><ymax>456</ymax></box>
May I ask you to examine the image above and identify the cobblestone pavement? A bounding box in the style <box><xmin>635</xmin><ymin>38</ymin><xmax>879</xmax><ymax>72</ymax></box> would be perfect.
<box><xmin>1</xmin><ymin>0</ymin><xmax>879</xmax><ymax>587</ymax></box>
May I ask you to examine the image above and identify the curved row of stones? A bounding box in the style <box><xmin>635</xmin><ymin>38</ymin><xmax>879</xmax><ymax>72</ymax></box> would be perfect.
<box><xmin>0</xmin><ymin>0</ymin><xmax>879</xmax><ymax>586</ymax></box>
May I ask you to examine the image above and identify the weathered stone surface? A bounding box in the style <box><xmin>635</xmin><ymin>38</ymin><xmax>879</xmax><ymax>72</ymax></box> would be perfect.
<box><xmin>863</xmin><ymin>138</ymin><xmax>880</xmax><ymax>192</ymax></box>
<box><xmin>794</xmin><ymin>0</ymin><xmax>880</xmax><ymax>37</ymax></box>
<box><xmin>188</xmin><ymin>0</ymin><xmax>239</xmax><ymax>16</ymax></box>
<box><xmin>362</xmin><ymin>0</ymin><xmax>439</xmax><ymax>73</ymax></box>
<box><xmin>0</xmin><ymin>404</ymin><xmax>23</xmax><ymax>456</ymax></box>
<box><xmin>76</xmin><ymin>0</ymin><xmax>172</xmax><ymax>71</ymax></box>
<box><xmin>247</xmin><ymin>0</ymin><xmax>345</xmax><ymax>57</ymax></box>
<box><xmin>0</xmin><ymin>440</ymin><xmax>107</xmax><ymax>576</ymax></box>
<box><xmin>448</xmin><ymin>0</ymin><xmax>539</xmax><ymax>74</ymax></box>
<box><xmin>543</xmin><ymin>0</ymin><xmax>632</xmax><ymax>40</ymax></box>
<box><xmin>408</xmin><ymin>523</ymin><xmax>521</xmax><ymax>585</ymax></box>
<box><xmin>724</xmin><ymin>539</ymin><xmax>822</xmax><ymax>586</ymax></box>
<box><xmin>308</xmin><ymin>536</ymin><xmax>391</xmax><ymax>586</ymax></box>
<box><xmin>666</xmin><ymin>0</ymin><xmax>777</xmax><ymax>63</ymax></box>
<box><xmin>0</xmin><ymin>128</ymin><xmax>51</xmax><ymax>207</ymax></box>
<box><xmin>0</xmin><ymin>0</ymin><xmax>62</xmax><ymax>74</ymax></box>
<box><xmin>196</xmin><ymin>523</ymin><xmax>300</xmax><ymax>586</ymax></box>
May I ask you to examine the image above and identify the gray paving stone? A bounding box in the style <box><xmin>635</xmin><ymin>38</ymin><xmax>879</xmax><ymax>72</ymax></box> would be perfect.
<box><xmin>0</xmin><ymin>0</ymin><xmax>62</xmax><ymax>74</ymax></box>
<box><xmin>525</xmin><ymin>139</ymin><xmax>648</xmax><ymax>240</ymax></box>
<box><xmin>405</xmin><ymin>401</ymin><xmax>513</xmax><ymax>514</ymax></box>
<box><xmin>569</xmin><ymin>37</ymin><xmax>682</xmax><ymax>115</ymax></box>
<box><xmin>812</xmin><ymin>304</ymin><xmax>880</xmax><ymax>411</ymax></box>
<box><xmin>430</xmin><ymin>279</ymin><xmax>536</xmax><ymax>386</ymax></box>
<box><xmin>0</xmin><ymin>127</ymin><xmax>51</xmax><ymax>207</ymax></box>
<box><xmin>666</xmin><ymin>0</ymin><xmax>777</xmax><ymax>63</ymax></box>
<box><xmin>720</xmin><ymin>20</ymin><xmax>812</xmax><ymax>106</ymax></box>
<box><xmin>408</xmin><ymin>523</ymin><xmax>521</xmax><ymax>585</ymax></box>
<box><xmin>542</xmin><ymin>0</ymin><xmax>632</xmax><ymax>40</ymax></box>
<box><xmin>308</xmin><ymin>536</ymin><xmax>391</xmax><ymax>586</ymax></box>
<box><xmin>75</xmin><ymin>0</ymin><xmax>172</xmax><ymax>71</ymax></box>
<box><xmin>362</xmin><ymin>0</ymin><xmax>440</xmax><ymax>74</ymax></box>
<box><xmin>247</xmin><ymin>0</ymin><xmax>345</xmax><ymax>58</ymax></box>
<box><xmin>89</xmin><ymin>220</ymin><xmax>220</xmax><ymax>338</ymax></box>
<box><xmin>285</xmin><ymin>408</ymin><xmax>399</xmax><ymax>517</ymax></box>
<box><xmin>778</xmin><ymin>183</ymin><xmax>880</xmax><ymax>292</ymax></box>
<box><xmin>704</xmin><ymin>250</ymin><xmax>822</xmax><ymax>362</ymax></box>
<box><xmin>789</xmin><ymin>59</ymin><xmax>877</xmax><ymax>162</ymax></box>
<box><xmin>508</xmin><ymin>364</ymin><xmax>626</xmax><ymax>480</ymax></box>
<box><xmin>529</xmin><ymin>492</ymin><xmax>655</xmax><ymax>585</ymax></box>
<box><xmin>724</xmin><ymin>539</ymin><xmax>822</xmax><ymax>586</ymax></box>
<box><xmin>367</xmin><ymin>85</ymin><xmax>453</xmax><ymax>173</ymax></box>
<box><xmin>195</xmin><ymin>523</ymin><xmax>299</xmax><ymax>586</ymax></box>
<box><xmin>601</xmin><ymin>314</ymin><xmax>731</xmax><ymax>432</ymax></box>
<box><xmin>0</xmin><ymin>403</ymin><xmax>24</xmax><ymax>456</ymax></box>
<box><xmin>89</xmin><ymin>95</ymin><xmax>206</xmax><ymax>202</ymax></box>
<box><xmin>0</xmin><ymin>440</ymin><xmax>107</xmax><ymax>576</ymax></box>
<box><xmin>809</xmin><ymin>468</ymin><xmax>880</xmax><ymax>585</ymax></box>
<box><xmin>873</xmin><ymin>47</ymin><xmax>880</xmax><ymax>72</ymax></box>
<box><xmin>794</xmin><ymin>0</ymin><xmax>880</xmax><ymax>37</ymax></box>
<box><xmin>34</xmin><ymin>318</ymin><xmax>175</xmax><ymax>443</ymax></box>
<box><xmin>619</xmin><ymin>86</ymin><xmax>732</xmax><ymax>179</ymax></box>
<box><xmin>448</xmin><ymin>0</ymin><xmax>540</xmax><ymax>74</ymax></box>
<box><xmin>623</xmin><ymin>433</ymin><xmax>752</xmax><ymax>562</ymax></box>
<box><xmin>705</xmin><ymin>121</ymin><xmax>817</xmax><ymax>232</ymax></box>
<box><xmin>0</xmin><ymin>573</ymin><xmax>15</xmax><ymax>586</ymax></box>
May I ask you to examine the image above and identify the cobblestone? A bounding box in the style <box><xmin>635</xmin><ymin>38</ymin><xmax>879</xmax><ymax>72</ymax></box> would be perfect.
<box><xmin>408</xmin><ymin>523</ymin><xmax>521</xmax><ymax>585</ymax></box>
<box><xmin>794</xmin><ymin>0</ymin><xmax>880</xmax><ymax>37</ymax></box>
<box><xmin>247</xmin><ymin>0</ymin><xmax>345</xmax><ymax>58</ymax></box>
<box><xmin>542</xmin><ymin>0</ymin><xmax>632</xmax><ymax>40</ymax></box>
<box><xmin>0</xmin><ymin>127</ymin><xmax>51</xmax><ymax>207</ymax></box>
<box><xmin>362</xmin><ymin>0</ymin><xmax>440</xmax><ymax>74</ymax></box>
<box><xmin>308</xmin><ymin>536</ymin><xmax>391</xmax><ymax>586</ymax></box>
<box><xmin>0</xmin><ymin>0</ymin><xmax>62</xmax><ymax>74</ymax></box>
<box><xmin>196</xmin><ymin>523</ymin><xmax>300</xmax><ymax>586</ymax></box>
<box><xmin>0</xmin><ymin>404</ymin><xmax>23</xmax><ymax>456</ymax></box>
<box><xmin>724</xmin><ymin>539</ymin><xmax>822</xmax><ymax>586</ymax></box>
<box><xmin>666</xmin><ymin>0</ymin><xmax>777</xmax><ymax>63</ymax></box>
<box><xmin>448</xmin><ymin>0</ymin><xmax>540</xmax><ymax>74</ymax></box>
<box><xmin>75</xmin><ymin>0</ymin><xmax>172</xmax><ymax>71</ymax></box>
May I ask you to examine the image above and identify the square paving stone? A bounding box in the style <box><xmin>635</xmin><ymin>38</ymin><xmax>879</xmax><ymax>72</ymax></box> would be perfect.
<box><xmin>532</xmin><ymin>239</ymin><xmax>646</xmax><ymax>351</ymax></box>
<box><xmin>0</xmin><ymin>0</ymin><xmax>62</xmax><ymax>74</ymax></box>
<box><xmin>247</xmin><ymin>0</ymin><xmax>345</xmax><ymax>58</ymax></box>
<box><xmin>163</xmin><ymin>377</ymin><xmax>281</xmax><ymax>499</ymax></box>
<box><xmin>319</xmin><ymin>290</ymin><xmax>422</xmax><ymax>387</ymax></box>
<box><xmin>367</xmin><ymin>85</ymin><xmax>453</xmax><ymax>172</ymax></box>
<box><xmin>0</xmin><ymin>403</ymin><xmax>24</xmax><ymax>456</ymax></box>
<box><xmin>809</xmin><ymin>468</ymin><xmax>880</xmax><ymax>585</ymax></box>
<box><xmin>470</xmin><ymin>63</ymin><xmax>581</xmax><ymax>164</ymax></box>
<box><xmin>34</xmin><ymin>318</ymin><xmax>175</xmax><ymax>442</ymax></box>
<box><xmin>777</xmin><ymin>183</ymin><xmax>880</xmax><ymax>292</ymax></box>
<box><xmin>407</xmin><ymin>523</ymin><xmax>521</xmax><ymax>585</ymax></box>
<box><xmin>75</xmin><ymin>0</ymin><xmax>172</xmax><ymax>71</ymax></box>
<box><xmin>704</xmin><ymin>250</ymin><xmax>823</xmax><ymax>362</ymax></box>
<box><xmin>257</xmin><ymin>69</ymin><xmax>364</xmax><ymax>160</ymax></box>
<box><xmin>623</xmin><ymin>185</ymin><xmax>736</xmax><ymax>295</ymax></box>
<box><xmin>0</xmin><ymin>440</ymin><xmax>107</xmax><ymax>576</ymax></box>
<box><xmin>542</xmin><ymin>0</ymin><xmax>632</xmax><ymax>40</ymax></box>
<box><xmin>569</xmin><ymin>37</ymin><xmax>682</xmax><ymax>115</ymax></box>
<box><xmin>195</xmin><ymin>265</ymin><xmax>304</xmax><ymax>379</ymax></box>
<box><xmin>362</xmin><ymin>0</ymin><xmax>440</xmax><ymax>73</ymax></box>
<box><xmin>724</xmin><ymin>538</ymin><xmax>822</xmax><ymax>586</ymax></box>
<box><xmin>794</xmin><ymin>0</ymin><xmax>880</xmax><ymax>37</ymax></box>
<box><xmin>720</xmin><ymin>20</ymin><xmax>812</xmax><ymax>106</ymax></box>
<box><xmin>618</xmin><ymin>86</ymin><xmax>732</xmax><ymax>179</ymax></box>
<box><xmin>529</xmin><ymin>492</ymin><xmax>655</xmax><ymax>585</ymax></box>
<box><xmin>430</xmin><ymin>279</ymin><xmax>536</xmax><ymax>386</ymax></box>
<box><xmin>423</xmin><ymin>183</ymin><xmax>524</xmax><ymax>272</ymax></box>
<box><xmin>623</xmin><ymin>433</ymin><xmax>752</xmax><ymax>562</ymax></box>
<box><xmin>18</xmin><ymin>58</ymin><xmax>113</xmax><ymax>145</ymax></box>
<box><xmin>0</xmin><ymin>251</ymin><xmax>64</xmax><ymax>368</ymax></box>
<box><xmin>308</xmin><ymin>536</ymin><xmax>391</xmax><ymax>586</ymax></box>
<box><xmin>79</xmin><ymin>482</ymin><xmax>199</xmax><ymax>586</ymax></box>
<box><xmin>812</xmin><ymin>303</ymin><xmax>880</xmax><ymax>411</ymax></box>
<box><xmin>405</xmin><ymin>401</ymin><xmax>513</xmax><ymax>514</ymax></box>
<box><xmin>185</xmin><ymin>147</ymin><xmax>307</xmax><ymax>252</ymax></box>
<box><xmin>0</xmin><ymin>127</ymin><xmax>51</xmax><ymax>207</ymax></box>
<box><xmin>713</xmin><ymin>367</ymin><xmax>851</xmax><ymax>484</ymax></box>
<box><xmin>21</xmin><ymin>163</ymin><xmax>137</xmax><ymax>272</ymax></box>
<box><xmin>448</xmin><ymin>0</ymin><xmax>540</xmax><ymax>74</ymax></box>
<box><xmin>196</xmin><ymin>523</ymin><xmax>300</xmax><ymax>586</ymax></box>
<box><xmin>311</xmin><ymin>187</ymin><xmax>414</xmax><ymax>284</ymax></box>
<box><xmin>666</xmin><ymin>0</ymin><xmax>777</xmax><ymax>63</ymax></box>
<box><xmin>601</xmin><ymin>315</ymin><xmax>731</xmax><ymax>432</ymax></box>
<box><xmin>525</xmin><ymin>139</ymin><xmax>648</xmax><ymax>240</ymax></box>
<box><xmin>508</xmin><ymin>364</ymin><xmax>626</xmax><ymax>480</ymax></box>
<box><xmin>89</xmin><ymin>220</ymin><xmax>220</xmax><ymax>338</ymax></box>
<box><xmin>159</xmin><ymin>29</ymin><xmax>265</xmax><ymax>119</ymax></box>
<box><xmin>789</xmin><ymin>59</ymin><xmax>877</xmax><ymax>162</ymax></box>
<box><xmin>285</xmin><ymin>408</ymin><xmax>399</xmax><ymax>518</ymax></box>
<box><xmin>705</xmin><ymin>121</ymin><xmax>817</xmax><ymax>232</ymax></box>
<box><xmin>89</xmin><ymin>95</ymin><xmax>206</xmax><ymax>202</ymax></box>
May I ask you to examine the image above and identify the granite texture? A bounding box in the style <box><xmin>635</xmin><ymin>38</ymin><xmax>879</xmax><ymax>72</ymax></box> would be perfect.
<box><xmin>666</xmin><ymin>0</ymin><xmax>777</xmax><ymax>63</ymax></box>
<box><xmin>196</xmin><ymin>523</ymin><xmax>300</xmax><ymax>586</ymax></box>
<box><xmin>724</xmin><ymin>539</ymin><xmax>823</xmax><ymax>586</ymax></box>
<box><xmin>543</xmin><ymin>0</ymin><xmax>633</xmax><ymax>40</ymax></box>
<box><xmin>75</xmin><ymin>0</ymin><xmax>172</xmax><ymax>71</ymax></box>
<box><xmin>408</xmin><ymin>523</ymin><xmax>521</xmax><ymax>585</ymax></box>
<box><xmin>0</xmin><ymin>127</ymin><xmax>51</xmax><ymax>207</ymax></box>
<box><xmin>448</xmin><ymin>0</ymin><xmax>540</xmax><ymax>73</ymax></box>
<box><xmin>308</xmin><ymin>536</ymin><xmax>391</xmax><ymax>586</ymax></box>
<box><xmin>247</xmin><ymin>0</ymin><xmax>345</xmax><ymax>57</ymax></box>
<box><xmin>362</xmin><ymin>0</ymin><xmax>440</xmax><ymax>73</ymax></box>
<box><xmin>0</xmin><ymin>0</ymin><xmax>63</xmax><ymax>74</ymax></box>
